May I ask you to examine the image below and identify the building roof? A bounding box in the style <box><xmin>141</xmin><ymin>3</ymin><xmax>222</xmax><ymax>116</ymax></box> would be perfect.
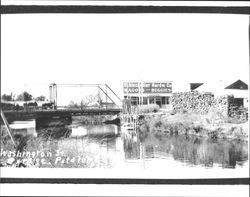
<box><xmin>190</xmin><ymin>83</ymin><xmax>204</xmax><ymax>91</ymax></box>
<box><xmin>225</xmin><ymin>79</ymin><xmax>248</xmax><ymax>90</ymax></box>
<box><xmin>195</xmin><ymin>81</ymin><xmax>225</xmax><ymax>94</ymax></box>
<box><xmin>195</xmin><ymin>79</ymin><xmax>249</xmax><ymax>97</ymax></box>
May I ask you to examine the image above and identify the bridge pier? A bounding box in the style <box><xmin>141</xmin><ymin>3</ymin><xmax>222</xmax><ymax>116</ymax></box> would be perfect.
<box><xmin>36</xmin><ymin>112</ymin><xmax>72</xmax><ymax>129</ymax></box>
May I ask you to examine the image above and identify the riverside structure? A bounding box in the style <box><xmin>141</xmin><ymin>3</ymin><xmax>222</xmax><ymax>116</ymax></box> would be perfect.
<box><xmin>123</xmin><ymin>81</ymin><xmax>172</xmax><ymax>108</ymax></box>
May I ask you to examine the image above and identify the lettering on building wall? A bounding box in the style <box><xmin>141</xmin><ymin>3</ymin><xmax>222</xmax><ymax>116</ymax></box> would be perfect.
<box><xmin>123</xmin><ymin>82</ymin><xmax>172</xmax><ymax>94</ymax></box>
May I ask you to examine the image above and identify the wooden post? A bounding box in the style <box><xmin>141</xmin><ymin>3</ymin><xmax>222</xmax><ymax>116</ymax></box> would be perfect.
<box><xmin>55</xmin><ymin>84</ymin><xmax>57</xmax><ymax>109</ymax></box>
<box><xmin>105</xmin><ymin>84</ymin><xmax>108</xmax><ymax>109</ymax></box>
<box><xmin>1</xmin><ymin>110</ymin><xmax>16</xmax><ymax>147</ymax></box>
<box><xmin>98</xmin><ymin>85</ymin><xmax>101</xmax><ymax>108</ymax></box>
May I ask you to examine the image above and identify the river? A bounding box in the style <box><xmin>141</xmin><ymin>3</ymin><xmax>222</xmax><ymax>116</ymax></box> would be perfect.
<box><xmin>1</xmin><ymin>116</ymin><xmax>249</xmax><ymax>174</ymax></box>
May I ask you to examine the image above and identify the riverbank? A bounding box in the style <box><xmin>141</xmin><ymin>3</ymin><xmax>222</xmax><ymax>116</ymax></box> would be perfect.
<box><xmin>0</xmin><ymin>117</ymin><xmax>248</xmax><ymax>169</ymax></box>
<box><xmin>138</xmin><ymin>111</ymin><xmax>249</xmax><ymax>141</ymax></box>
<box><xmin>0</xmin><ymin>129</ymin><xmax>97</xmax><ymax>168</ymax></box>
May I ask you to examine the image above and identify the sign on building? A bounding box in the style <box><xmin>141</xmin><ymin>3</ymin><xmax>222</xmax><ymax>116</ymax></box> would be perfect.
<box><xmin>123</xmin><ymin>82</ymin><xmax>172</xmax><ymax>94</ymax></box>
<box><xmin>123</xmin><ymin>82</ymin><xmax>139</xmax><ymax>94</ymax></box>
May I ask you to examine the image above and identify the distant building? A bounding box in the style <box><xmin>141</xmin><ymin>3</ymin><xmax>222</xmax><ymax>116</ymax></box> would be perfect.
<box><xmin>196</xmin><ymin>79</ymin><xmax>249</xmax><ymax>108</ymax></box>
<box><xmin>123</xmin><ymin>81</ymin><xmax>172</xmax><ymax>108</ymax></box>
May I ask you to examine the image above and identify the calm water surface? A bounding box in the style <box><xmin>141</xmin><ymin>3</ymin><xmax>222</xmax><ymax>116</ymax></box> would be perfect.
<box><xmin>4</xmin><ymin>117</ymin><xmax>249</xmax><ymax>170</ymax></box>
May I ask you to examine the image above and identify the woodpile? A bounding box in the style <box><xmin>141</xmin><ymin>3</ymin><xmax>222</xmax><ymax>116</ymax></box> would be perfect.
<box><xmin>170</xmin><ymin>91</ymin><xmax>233</xmax><ymax>116</ymax></box>
<box><xmin>212</xmin><ymin>95</ymin><xmax>233</xmax><ymax>117</ymax></box>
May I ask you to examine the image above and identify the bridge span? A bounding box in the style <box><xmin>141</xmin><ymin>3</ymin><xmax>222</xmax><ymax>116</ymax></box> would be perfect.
<box><xmin>3</xmin><ymin>108</ymin><xmax>121</xmax><ymax>122</ymax></box>
<box><xmin>1</xmin><ymin>83</ymin><xmax>122</xmax><ymax>123</ymax></box>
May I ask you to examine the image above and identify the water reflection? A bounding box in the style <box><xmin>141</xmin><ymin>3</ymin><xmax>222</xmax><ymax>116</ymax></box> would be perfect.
<box><xmin>9</xmin><ymin>120</ymin><xmax>37</xmax><ymax>138</ymax></box>
<box><xmin>71</xmin><ymin>127</ymin><xmax>88</xmax><ymax>137</ymax></box>
<box><xmin>122</xmin><ymin>132</ymin><xmax>140</xmax><ymax>160</ymax></box>
<box><xmin>139</xmin><ymin>134</ymin><xmax>248</xmax><ymax>168</ymax></box>
<box><xmin>35</xmin><ymin>117</ymin><xmax>72</xmax><ymax>139</ymax></box>
<box><xmin>1</xmin><ymin>117</ymin><xmax>248</xmax><ymax>169</ymax></box>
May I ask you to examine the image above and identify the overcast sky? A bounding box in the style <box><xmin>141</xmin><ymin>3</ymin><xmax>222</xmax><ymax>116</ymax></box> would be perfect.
<box><xmin>1</xmin><ymin>14</ymin><xmax>249</xmax><ymax>104</ymax></box>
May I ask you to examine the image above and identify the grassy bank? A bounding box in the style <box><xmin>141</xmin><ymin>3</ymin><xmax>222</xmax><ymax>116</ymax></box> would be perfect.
<box><xmin>138</xmin><ymin>111</ymin><xmax>249</xmax><ymax>141</ymax></box>
<box><xmin>0</xmin><ymin>126</ymin><xmax>97</xmax><ymax>168</ymax></box>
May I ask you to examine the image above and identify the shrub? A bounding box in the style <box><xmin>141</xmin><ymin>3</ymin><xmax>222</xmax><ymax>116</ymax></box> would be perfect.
<box><xmin>170</xmin><ymin>110</ymin><xmax>177</xmax><ymax>115</ymax></box>
<box><xmin>136</xmin><ymin>104</ymin><xmax>160</xmax><ymax>114</ymax></box>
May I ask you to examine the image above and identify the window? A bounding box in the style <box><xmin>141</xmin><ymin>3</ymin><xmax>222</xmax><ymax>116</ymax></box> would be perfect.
<box><xmin>162</xmin><ymin>97</ymin><xmax>166</xmax><ymax>105</ymax></box>
<box><xmin>166</xmin><ymin>96</ymin><xmax>170</xmax><ymax>104</ymax></box>
<box><xmin>149</xmin><ymin>98</ymin><xmax>155</xmax><ymax>104</ymax></box>
<box><xmin>156</xmin><ymin>97</ymin><xmax>161</xmax><ymax>106</ymax></box>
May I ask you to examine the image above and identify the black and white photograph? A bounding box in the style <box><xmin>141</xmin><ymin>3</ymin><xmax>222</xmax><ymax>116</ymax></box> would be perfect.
<box><xmin>0</xmin><ymin>0</ymin><xmax>249</xmax><ymax>196</ymax></box>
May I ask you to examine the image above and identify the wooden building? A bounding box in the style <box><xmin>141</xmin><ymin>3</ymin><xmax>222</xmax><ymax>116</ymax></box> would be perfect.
<box><xmin>123</xmin><ymin>81</ymin><xmax>172</xmax><ymax>108</ymax></box>
<box><xmin>196</xmin><ymin>79</ymin><xmax>249</xmax><ymax>108</ymax></box>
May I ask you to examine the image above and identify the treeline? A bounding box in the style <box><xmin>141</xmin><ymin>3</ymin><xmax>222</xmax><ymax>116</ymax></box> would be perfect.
<box><xmin>1</xmin><ymin>91</ymin><xmax>46</xmax><ymax>102</ymax></box>
<box><xmin>1</xmin><ymin>102</ymin><xmax>55</xmax><ymax>111</ymax></box>
<box><xmin>1</xmin><ymin>91</ymin><xmax>55</xmax><ymax>111</ymax></box>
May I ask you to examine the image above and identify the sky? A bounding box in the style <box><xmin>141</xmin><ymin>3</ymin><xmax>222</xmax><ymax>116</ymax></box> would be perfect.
<box><xmin>1</xmin><ymin>13</ymin><xmax>249</xmax><ymax>105</ymax></box>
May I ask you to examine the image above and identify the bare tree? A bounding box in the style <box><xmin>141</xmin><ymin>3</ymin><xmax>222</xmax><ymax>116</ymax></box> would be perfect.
<box><xmin>16</xmin><ymin>91</ymin><xmax>33</xmax><ymax>102</ymax></box>
<box><xmin>80</xmin><ymin>94</ymin><xmax>99</xmax><ymax>109</ymax></box>
<box><xmin>35</xmin><ymin>95</ymin><xmax>46</xmax><ymax>101</ymax></box>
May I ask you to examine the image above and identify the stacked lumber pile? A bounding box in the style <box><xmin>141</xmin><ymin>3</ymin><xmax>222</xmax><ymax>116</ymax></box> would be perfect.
<box><xmin>170</xmin><ymin>91</ymin><xmax>232</xmax><ymax>116</ymax></box>
<box><xmin>211</xmin><ymin>95</ymin><xmax>233</xmax><ymax>117</ymax></box>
